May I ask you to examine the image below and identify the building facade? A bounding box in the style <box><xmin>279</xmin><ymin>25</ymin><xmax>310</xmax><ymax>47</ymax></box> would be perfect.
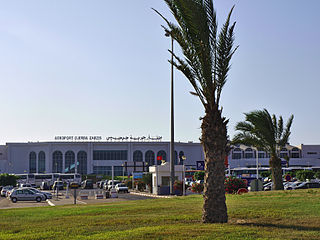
<box><xmin>228</xmin><ymin>144</ymin><xmax>320</xmax><ymax>168</ymax></box>
<box><xmin>0</xmin><ymin>141</ymin><xmax>204</xmax><ymax>175</ymax></box>
<box><xmin>1</xmin><ymin>141</ymin><xmax>320</xmax><ymax>175</ymax></box>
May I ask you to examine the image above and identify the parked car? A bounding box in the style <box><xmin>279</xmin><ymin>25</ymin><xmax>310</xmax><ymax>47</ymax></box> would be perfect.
<box><xmin>293</xmin><ymin>181</ymin><xmax>320</xmax><ymax>190</ymax></box>
<box><xmin>115</xmin><ymin>183</ymin><xmax>129</xmax><ymax>193</ymax></box>
<box><xmin>82</xmin><ymin>179</ymin><xmax>93</xmax><ymax>189</ymax></box>
<box><xmin>263</xmin><ymin>182</ymin><xmax>273</xmax><ymax>191</ymax></box>
<box><xmin>40</xmin><ymin>181</ymin><xmax>51</xmax><ymax>190</ymax></box>
<box><xmin>52</xmin><ymin>181</ymin><xmax>64</xmax><ymax>190</ymax></box>
<box><xmin>20</xmin><ymin>183</ymin><xmax>32</xmax><ymax>188</ymax></box>
<box><xmin>26</xmin><ymin>187</ymin><xmax>52</xmax><ymax>200</ymax></box>
<box><xmin>107</xmin><ymin>180</ymin><xmax>121</xmax><ymax>190</ymax></box>
<box><xmin>102</xmin><ymin>181</ymin><xmax>109</xmax><ymax>190</ymax></box>
<box><xmin>10</xmin><ymin>188</ymin><xmax>46</xmax><ymax>203</ymax></box>
<box><xmin>6</xmin><ymin>187</ymin><xmax>17</xmax><ymax>198</ymax></box>
<box><xmin>1</xmin><ymin>186</ymin><xmax>13</xmax><ymax>197</ymax></box>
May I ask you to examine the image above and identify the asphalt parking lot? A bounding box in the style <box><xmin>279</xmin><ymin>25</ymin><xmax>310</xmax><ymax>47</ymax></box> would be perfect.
<box><xmin>0</xmin><ymin>190</ymin><xmax>155</xmax><ymax>209</ymax></box>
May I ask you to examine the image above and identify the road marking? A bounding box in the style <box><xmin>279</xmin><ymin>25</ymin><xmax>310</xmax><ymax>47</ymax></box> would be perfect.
<box><xmin>46</xmin><ymin>199</ymin><xmax>55</xmax><ymax>206</ymax></box>
<box><xmin>76</xmin><ymin>200</ymin><xmax>87</xmax><ymax>204</ymax></box>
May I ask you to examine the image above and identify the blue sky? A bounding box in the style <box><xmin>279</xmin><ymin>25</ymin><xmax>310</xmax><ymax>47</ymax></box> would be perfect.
<box><xmin>0</xmin><ymin>0</ymin><xmax>319</xmax><ymax>146</ymax></box>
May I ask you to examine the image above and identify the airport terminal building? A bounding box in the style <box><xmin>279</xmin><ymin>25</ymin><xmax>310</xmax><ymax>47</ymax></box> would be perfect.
<box><xmin>0</xmin><ymin>138</ymin><xmax>320</xmax><ymax>175</ymax></box>
<box><xmin>0</xmin><ymin>140</ymin><xmax>204</xmax><ymax>175</ymax></box>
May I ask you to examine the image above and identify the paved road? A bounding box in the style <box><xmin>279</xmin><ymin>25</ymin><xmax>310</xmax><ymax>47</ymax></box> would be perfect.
<box><xmin>0</xmin><ymin>190</ymin><xmax>154</xmax><ymax>209</ymax></box>
<box><xmin>0</xmin><ymin>196</ymin><xmax>49</xmax><ymax>209</ymax></box>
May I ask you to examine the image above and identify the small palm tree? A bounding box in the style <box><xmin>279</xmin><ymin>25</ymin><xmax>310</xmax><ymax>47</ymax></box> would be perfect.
<box><xmin>154</xmin><ymin>0</ymin><xmax>238</xmax><ymax>223</ymax></box>
<box><xmin>232</xmin><ymin>109</ymin><xmax>294</xmax><ymax>190</ymax></box>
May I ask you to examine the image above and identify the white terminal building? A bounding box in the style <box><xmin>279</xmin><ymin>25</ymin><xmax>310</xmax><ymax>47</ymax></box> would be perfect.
<box><xmin>0</xmin><ymin>140</ymin><xmax>204</xmax><ymax>175</ymax></box>
<box><xmin>0</xmin><ymin>139</ymin><xmax>319</xmax><ymax>175</ymax></box>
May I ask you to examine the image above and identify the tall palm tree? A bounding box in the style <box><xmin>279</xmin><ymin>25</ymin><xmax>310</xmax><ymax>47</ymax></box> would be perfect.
<box><xmin>232</xmin><ymin>109</ymin><xmax>294</xmax><ymax>190</ymax></box>
<box><xmin>154</xmin><ymin>0</ymin><xmax>238</xmax><ymax>223</ymax></box>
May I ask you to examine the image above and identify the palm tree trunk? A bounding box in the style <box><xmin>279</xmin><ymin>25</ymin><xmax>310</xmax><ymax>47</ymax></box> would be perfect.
<box><xmin>201</xmin><ymin>105</ymin><xmax>228</xmax><ymax>223</ymax></box>
<box><xmin>269</xmin><ymin>156</ymin><xmax>284</xmax><ymax>190</ymax></box>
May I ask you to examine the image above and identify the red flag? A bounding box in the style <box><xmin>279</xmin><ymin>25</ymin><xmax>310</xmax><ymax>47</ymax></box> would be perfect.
<box><xmin>157</xmin><ymin>156</ymin><xmax>162</xmax><ymax>161</ymax></box>
<box><xmin>224</xmin><ymin>156</ymin><xmax>228</xmax><ymax>167</ymax></box>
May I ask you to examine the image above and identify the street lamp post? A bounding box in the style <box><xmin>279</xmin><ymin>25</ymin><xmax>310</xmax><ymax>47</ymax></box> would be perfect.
<box><xmin>256</xmin><ymin>148</ymin><xmax>259</xmax><ymax>180</ymax></box>
<box><xmin>165</xmin><ymin>30</ymin><xmax>175</xmax><ymax>195</ymax></box>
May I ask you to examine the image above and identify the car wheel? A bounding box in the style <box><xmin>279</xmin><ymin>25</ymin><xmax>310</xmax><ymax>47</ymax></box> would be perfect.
<box><xmin>36</xmin><ymin>197</ymin><xmax>41</xmax><ymax>202</ymax></box>
<box><xmin>11</xmin><ymin>197</ymin><xmax>17</xmax><ymax>203</ymax></box>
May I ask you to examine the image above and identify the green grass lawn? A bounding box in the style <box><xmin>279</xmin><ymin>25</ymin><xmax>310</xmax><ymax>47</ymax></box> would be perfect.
<box><xmin>1</xmin><ymin>189</ymin><xmax>320</xmax><ymax>240</ymax></box>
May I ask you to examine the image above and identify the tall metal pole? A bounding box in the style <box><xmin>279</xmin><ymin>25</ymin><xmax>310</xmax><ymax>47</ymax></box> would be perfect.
<box><xmin>256</xmin><ymin>147</ymin><xmax>259</xmax><ymax>179</ymax></box>
<box><xmin>169</xmin><ymin>35</ymin><xmax>175</xmax><ymax>195</ymax></box>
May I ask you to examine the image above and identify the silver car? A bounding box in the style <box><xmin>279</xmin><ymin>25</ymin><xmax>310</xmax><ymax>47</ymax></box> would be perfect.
<box><xmin>23</xmin><ymin>187</ymin><xmax>52</xmax><ymax>200</ymax></box>
<box><xmin>10</xmin><ymin>188</ymin><xmax>45</xmax><ymax>203</ymax></box>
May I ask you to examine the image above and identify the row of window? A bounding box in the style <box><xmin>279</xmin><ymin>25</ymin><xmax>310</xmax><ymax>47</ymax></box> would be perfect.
<box><xmin>93</xmin><ymin>150</ymin><xmax>128</xmax><ymax>161</ymax></box>
<box><xmin>231</xmin><ymin>147</ymin><xmax>301</xmax><ymax>159</ymax></box>
<box><xmin>29</xmin><ymin>151</ymin><xmax>87</xmax><ymax>175</ymax></box>
<box><xmin>29</xmin><ymin>149</ymin><xmax>187</xmax><ymax>174</ymax></box>
<box><xmin>93</xmin><ymin>166</ymin><xmax>124</xmax><ymax>176</ymax></box>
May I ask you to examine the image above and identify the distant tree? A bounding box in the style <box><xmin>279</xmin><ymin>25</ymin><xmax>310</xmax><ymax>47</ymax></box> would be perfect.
<box><xmin>0</xmin><ymin>173</ymin><xmax>18</xmax><ymax>186</ymax></box>
<box><xmin>296</xmin><ymin>170</ymin><xmax>315</xmax><ymax>181</ymax></box>
<box><xmin>314</xmin><ymin>171</ymin><xmax>320</xmax><ymax>179</ymax></box>
<box><xmin>233</xmin><ymin>109</ymin><xmax>294</xmax><ymax>190</ymax></box>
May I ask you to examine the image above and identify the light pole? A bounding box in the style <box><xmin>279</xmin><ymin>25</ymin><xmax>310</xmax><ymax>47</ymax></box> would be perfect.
<box><xmin>256</xmin><ymin>148</ymin><xmax>259</xmax><ymax>179</ymax></box>
<box><xmin>165</xmin><ymin>30</ymin><xmax>175</xmax><ymax>195</ymax></box>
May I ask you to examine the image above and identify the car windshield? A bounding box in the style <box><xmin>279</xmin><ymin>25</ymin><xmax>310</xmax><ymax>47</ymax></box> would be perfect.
<box><xmin>117</xmin><ymin>184</ymin><xmax>126</xmax><ymax>187</ymax></box>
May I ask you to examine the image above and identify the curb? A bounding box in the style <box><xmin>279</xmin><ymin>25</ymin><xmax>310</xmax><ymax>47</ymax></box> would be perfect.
<box><xmin>46</xmin><ymin>199</ymin><xmax>55</xmax><ymax>206</ymax></box>
<box><xmin>129</xmin><ymin>192</ymin><xmax>174</xmax><ymax>199</ymax></box>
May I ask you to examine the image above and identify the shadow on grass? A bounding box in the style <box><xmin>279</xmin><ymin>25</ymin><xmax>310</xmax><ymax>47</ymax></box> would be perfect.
<box><xmin>239</xmin><ymin>222</ymin><xmax>320</xmax><ymax>232</ymax></box>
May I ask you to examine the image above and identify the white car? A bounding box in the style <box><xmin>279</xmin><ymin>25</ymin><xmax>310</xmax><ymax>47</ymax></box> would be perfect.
<box><xmin>115</xmin><ymin>183</ymin><xmax>128</xmax><ymax>193</ymax></box>
<box><xmin>1</xmin><ymin>186</ymin><xmax>13</xmax><ymax>197</ymax></box>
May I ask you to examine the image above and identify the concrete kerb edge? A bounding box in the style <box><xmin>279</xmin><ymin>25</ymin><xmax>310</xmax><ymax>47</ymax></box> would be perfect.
<box><xmin>129</xmin><ymin>191</ymin><xmax>174</xmax><ymax>199</ymax></box>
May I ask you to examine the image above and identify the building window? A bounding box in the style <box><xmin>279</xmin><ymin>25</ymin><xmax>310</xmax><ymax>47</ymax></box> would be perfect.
<box><xmin>133</xmin><ymin>150</ymin><xmax>143</xmax><ymax>162</ymax></box>
<box><xmin>77</xmin><ymin>151</ymin><xmax>87</xmax><ymax>175</ymax></box>
<box><xmin>307</xmin><ymin>152</ymin><xmax>317</xmax><ymax>155</ymax></box>
<box><xmin>258</xmin><ymin>152</ymin><xmax>265</xmax><ymax>158</ymax></box>
<box><xmin>232</xmin><ymin>148</ymin><xmax>242</xmax><ymax>159</ymax></box>
<box><xmin>52</xmin><ymin>151</ymin><xmax>63</xmax><ymax>173</ymax></box>
<box><xmin>65</xmin><ymin>151</ymin><xmax>75</xmax><ymax>173</ymax></box>
<box><xmin>157</xmin><ymin>150</ymin><xmax>167</xmax><ymax>165</ymax></box>
<box><xmin>114</xmin><ymin>166</ymin><xmax>123</xmax><ymax>176</ymax></box>
<box><xmin>244</xmin><ymin>148</ymin><xmax>254</xmax><ymax>159</ymax></box>
<box><xmin>38</xmin><ymin>151</ymin><xmax>45</xmax><ymax>173</ymax></box>
<box><xmin>92</xmin><ymin>166</ymin><xmax>123</xmax><ymax>176</ymax></box>
<box><xmin>145</xmin><ymin>150</ymin><xmax>155</xmax><ymax>166</ymax></box>
<box><xmin>93</xmin><ymin>166</ymin><xmax>111</xmax><ymax>175</ymax></box>
<box><xmin>93</xmin><ymin>150</ymin><xmax>127</xmax><ymax>160</ymax></box>
<box><xmin>29</xmin><ymin>152</ymin><xmax>36</xmax><ymax>173</ymax></box>
<box><xmin>291</xmin><ymin>147</ymin><xmax>300</xmax><ymax>158</ymax></box>
<box><xmin>280</xmin><ymin>152</ymin><xmax>289</xmax><ymax>158</ymax></box>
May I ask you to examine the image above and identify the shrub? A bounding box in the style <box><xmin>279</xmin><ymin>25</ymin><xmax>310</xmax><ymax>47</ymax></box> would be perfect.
<box><xmin>260</xmin><ymin>171</ymin><xmax>271</xmax><ymax>178</ymax></box>
<box><xmin>191</xmin><ymin>182</ymin><xmax>204</xmax><ymax>193</ymax></box>
<box><xmin>194</xmin><ymin>171</ymin><xmax>205</xmax><ymax>181</ymax></box>
<box><xmin>296</xmin><ymin>170</ymin><xmax>315</xmax><ymax>181</ymax></box>
<box><xmin>315</xmin><ymin>171</ymin><xmax>320</xmax><ymax>179</ymax></box>
<box><xmin>224</xmin><ymin>176</ymin><xmax>247</xmax><ymax>194</ymax></box>
<box><xmin>141</xmin><ymin>173</ymin><xmax>152</xmax><ymax>188</ymax></box>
